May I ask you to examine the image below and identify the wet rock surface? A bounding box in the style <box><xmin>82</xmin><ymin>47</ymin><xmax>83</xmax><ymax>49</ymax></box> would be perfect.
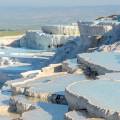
<box><xmin>98</xmin><ymin>41</ymin><xmax>120</xmax><ymax>52</ymax></box>
<box><xmin>98</xmin><ymin>72</ymin><xmax>120</xmax><ymax>81</ymax></box>
<box><xmin>77</xmin><ymin>52</ymin><xmax>120</xmax><ymax>75</ymax></box>
<box><xmin>9</xmin><ymin>74</ymin><xmax>86</xmax><ymax>98</ymax></box>
<box><xmin>65</xmin><ymin>80</ymin><xmax>120</xmax><ymax>120</ymax></box>
<box><xmin>21</xmin><ymin>109</ymin><xmax>50</xmax><ymax>120</ymax></box>
<box><xmin>65</xmin><ymin>111</ymin><xmax>105</xmax><ymax>120</ymax></box>
<box><xmin>21</xmin><ymin>102</ymin><xmax>68</xmax><ymax>120</ymax></box>
<box><xmin>9</xmin><ymin>95</ymin><xmax>36</xmax><ymax>114</ymax></box>
<box><xmin>0</xmin><ymin>20</ymin><xmax>120</xmax><ymax>120</ymax></box>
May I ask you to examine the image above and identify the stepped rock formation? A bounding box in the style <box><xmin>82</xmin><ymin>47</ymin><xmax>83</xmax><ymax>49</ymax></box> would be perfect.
<box><xmin>19</xmin><ymin>24</ymin><xmax>80</xmax><ymax>50</ymax></box>
<box><xmin>98</xmin><ymin>72</ymin><xmax>120</xmax><ymax>81</ymax></box>
<box><xmin>9</xmin><ymin>74</ymin><xmax>86</xmax><ymax>99</ymax></box>
<box><xmin>0</xmin><ymin>117</ymin><xmax>10</xmax><ymax>120</ymax></box>
<box><xmin>1</xmin><ymin>15</ymin><xmax>120</xmax><ymax>120</ymax></box>
<box><xmin>20</xmin><ymin>31</ymin><xmax>79</xmax><ymax>50</ymax></box>
<box><xmin>77</xmin><ymin>52</ymin><xmax>120</xmax><ymax>75</ymax></box>
<box><xmin>41</xmin><ymin>24</ymin><xmax>80</xmax><ymax>36</ymax></box>
<box><xmin>65</xmin><ymin>80</ymin><xmax>120</xmax><ymax>120</ymax></box>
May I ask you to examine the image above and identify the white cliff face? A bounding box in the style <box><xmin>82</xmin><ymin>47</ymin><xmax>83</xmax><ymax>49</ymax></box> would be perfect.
<box><xmin>0</xmin><ymin>117</ymin><xmax>11</xmax><ymax>120</ymax></box>
<box><xmin>65</xmin><ymin>111</ymin><xmax>88</xmax><ymax>120</ymax></box>
<box><xmin>20</xmin><ymin>31</ymin><xmax>79</xmax><ymax>50</ymax></box>
<box><xmin>20</xmin><ymin>24</ymin><xmax>80</xmax><ymax>50</ymax></box>
<box><xmin>22</xmin><ymin>109</ymin><xmax>51</xmax><ymax>120</ymax></box>
<box><xmin>41</xmin><ymin>24</ymin><xmax>80</xmax><ymax>36</ymax></box>
<box><xmin>98</xmin><ymin>41</ymin><xmax>120</xmax><ymax>52</ymax></box>
<box><xmin>78</xmin><ymin>20</ymin><xmax>120</xmax><ymax>48</ymax></box>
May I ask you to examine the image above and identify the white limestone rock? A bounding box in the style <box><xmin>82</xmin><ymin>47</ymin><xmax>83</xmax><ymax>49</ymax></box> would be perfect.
<box><xmin>65</xmin><ymin>111</ymin><xmax>105</xmax><ymax>120</ymax></box>
<box><xmin>9</xmin><ymin>95</ymin><xmax>36</xmax><ymax>114</ymax></box>
<box><xmin>98</xmin><ymin>41</ymin><xmax>120</xmax><ymax>52</ymax></box>
<box><xmin>62</xmin><ymin>59</ymin><xmax>80</xmax><ymax>74</ymax></box>
<box><xmin>22</xmin><ymin>109</ymin><xmax>51</xmax><ymax>120</ymax></box>
<box><xmin>65</xmin><ymin>111</ymin><xmax>88</xmax><ymax>120</ymax></box>
<box><xmin>0</xmin><ymin>116</ymin><xmax>11</xmax><ymax>120</ymax></box>
<box><xmin>22</xmin><ymin>103</ymin><xmax>68</xmax><ymax>120</ymax></box>
<box><xmin>41</xmin><ymin>25</ymin><xmax>80</xmax><ymax>36</ymax></box>
<box><xmin>0</xmin><ymin>91</ymin><xmax>10</xmax><ymax>107</ymax></box>
<box><xmin>0</xmin><ymin>57</ymin><xmax>17</xmax><ymax>66</ymax></box>
<box><xmin>0</xmin><ymin>92</ymin><xmax>20</xmax><ymax>120</ymax></box>
<box><xmin>77</xmin><ymin>52</ymin><xmax>120</xmax><ymax>75</ymax></box>
<box><xmin>98</xmin><ymin>72</ymin><xmax>120</xmax><ymax>81</ymax></box>
<box><xmin>20</xmin><ymin>31</ymin><xmax>79</xmax><ymax>50</ymax></box>
<box><xmin>10</xmin><ymin>74</ymin><xmax>86</xmax><ymax>97</ymax></box>
<box><xmin>51</xmin><ymin>38</ymin><xmax>87</xmax><ymax>63</ymax></box>
<box><xmin>65</xmin><ymin>80</ymin><xmax>120</xmax><ymax>120</ymax></box>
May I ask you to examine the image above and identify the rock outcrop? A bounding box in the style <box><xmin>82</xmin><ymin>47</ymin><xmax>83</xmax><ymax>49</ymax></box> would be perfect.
<box><xmin>20</xmin><ymin>31</ymin><xmax>79</xmax><ymax>50</ymax></box>
<box><xmin>65</xmin><ymin>111</ymin><xmax>105</xmax><ymax>120</ymax></box>
<box><xmin>21</xmin><ymin>109</ymin><xmax>50</xmax><ymax>120</ymax></box>
<box><xmin>0</xmin><ymin>57</ymin><xmax>17</xmax><ymax>66</ymax></box>
<box><xmin>62</xmin><ymin>59</ymin><xmax>81</xmax><ymax>74</ymax></box>
<box><xmin>98</xmin><ymin>72</ymin><xmax>120</xmax><ymax>81</ymax></box>
<box><xmin>65</xmin><ymin>80</ymin><xmax>120</xmax><ymax>120</ymax></box>
<box><xmin>9</xmin><ymin>95</ymin><xmax>36</xmax><ymax>114</ymax></box>
<box><xmin>41</xmin><ymin>24</ymin><xmax>80</xmax><ymax>36</ymax></box>
<box><xmin>65</xmin><ymin>111</ymin><xmax>88</xmax><ymax>120</ymax></box>
<box><xmin>9</xmin><ymin>74</ymin><xmax>86</xmax><ymax>97</ymax></box>
<box><xmin>98</xmin><ymin>41</ymin><xmax>120</xmax><ymax>52</ymax></box>
<box><xmin>77</xmin><ymin>52</ymin><xmax>120</xmax><ymax>75</ymax></box>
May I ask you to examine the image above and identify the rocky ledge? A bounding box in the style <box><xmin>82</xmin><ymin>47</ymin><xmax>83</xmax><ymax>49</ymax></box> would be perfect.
<box><xmin>9</xmin><ymin>95</ymin><xmax>36</xmax><ymax>114</ymax></box>
<box><xmin>98</xmin><ymin>72</ymin><xmax>120</xmax><ymax>81</ymax></box>
<box><xmin>77</xmin><ymin>52</ymin><xmax>120</xmax><ymax>75</ymax></box>
<box><xmin>65</xmin><ymin>111</ymin><xmax>105</xmax><ymax>120</ymax></box>
<box><xmin>65</xmin><ymin>80</ymin><xmax>120</xmax><ymax>120</ymax></box>
<box><xmin>8</xmin><ymin>74</ymin><xmax>86</xmax><ymax>102</ymax></box>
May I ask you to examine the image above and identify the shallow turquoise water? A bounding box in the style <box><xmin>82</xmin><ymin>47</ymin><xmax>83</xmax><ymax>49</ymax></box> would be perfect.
<box><xmin>0</xmin><ymin>65</ymin><xmax>32</xmax><ymax>71</ymax></box>
<box><xmin>37</xmin><ymin>102</ymin><xmax>68</xmax><ymax>120</ymax></box>
<box><xmin>0</xmin><ymin>47</ymin><xmax>54</xmax><ymax>78</ymax></box>
<box><xmin>0</xmin><ymin>47</ymin><xmax>50</xmax><ymax>58</ymax></box>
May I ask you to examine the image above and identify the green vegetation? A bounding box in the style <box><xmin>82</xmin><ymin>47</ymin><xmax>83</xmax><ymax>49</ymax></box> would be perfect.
<box><xmin>0</xmin><ymin>31</ymin><xmax>25</xmax><ymax>37</ymax></box>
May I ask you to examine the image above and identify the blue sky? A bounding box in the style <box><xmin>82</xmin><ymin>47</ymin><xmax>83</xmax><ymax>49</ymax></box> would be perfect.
<box><xmin>0</xmin><ymin>0</ymin><xmax>120</xmax><ymax>7</ymax></box>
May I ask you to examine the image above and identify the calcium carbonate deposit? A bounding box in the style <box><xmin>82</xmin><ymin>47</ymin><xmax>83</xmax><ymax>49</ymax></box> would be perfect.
<box><xmin>0</xmin><ymin>15</ymin><xmax>120</xmax><ymax>120</ymax></box>
<box><xmin>65</xmin><ymin>80</ymin><xmax>120</xmax><ymax>119</ymax></box>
